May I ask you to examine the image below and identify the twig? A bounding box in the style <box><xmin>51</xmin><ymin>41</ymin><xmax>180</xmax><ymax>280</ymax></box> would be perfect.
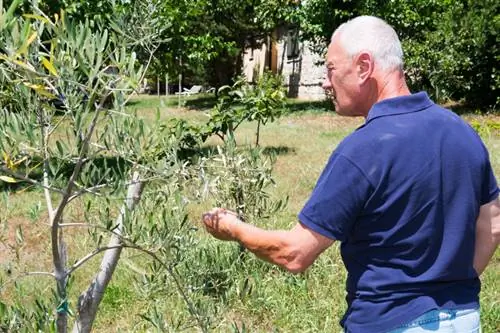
<box><xmin>40</xmin><ymin>108</ymin><xmax>55</xmax><ymax>221</ymax></box>
<box><xmin>0</xmin><ymin>166</ymin><xmax>65</xmax><ymax>194</ymax></box>
<box><xmin>67</xmin><ymin>177</ymin><xmax>147</xmax><ymax>203</ymax></box>
<box><xmin>67</xmin><ymin>184</ymin><xmax>108</xmax><ymax>203</ymax></box>
<box><xmin>65</xmin><ymin>245</ymin><xmax>124</xmax><ymax>277</ymax></box>
<box><xmin>124</xmin><ymin>44</ymin><xmax>160</xmax><ymax>105</ymax></box>
<box><xmin>22</xmin><ymin>271</ymin><xmax>55</xmax><ymax>278</ymax></box>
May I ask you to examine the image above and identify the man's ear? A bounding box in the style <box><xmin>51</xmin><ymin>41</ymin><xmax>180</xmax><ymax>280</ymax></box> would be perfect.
<box><xmin>356</xmin><ymin>52</ymin><xmax>373</xmax><ymax>84</ymax></box>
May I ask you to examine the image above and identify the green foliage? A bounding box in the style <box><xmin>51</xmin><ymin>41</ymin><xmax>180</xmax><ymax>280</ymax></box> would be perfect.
<box><xmin>298</xmin><ymin>0</ymin><xmax>499</xmax><ymax>109</ymax></box>
<box><xmin>295</xmin><ymin>0</ymin><xmax>355</xmax><ymax>56</ymax></box>
<box><xmin>469</xmin><ymin>118</ymin><xmax>500</xmax><ymax>137</ymax></box>
<box><xmin>0</xmin><ymin>4</ymin><xmax>289</xmax><ymax>331</ymax></box>
<box><xmin>143</xmin><ymin>0</ymin><xmax>298</xmax><ymax>88</ymax></box>
<box><xmin>243</xmin><ymin>72</ymin><xmax>287</xmax><ymax>125</ymax></box>
<box><xmin>197</xmin><ymin>142</ymin><xmax>287</xmax><ymax>223</ymax></box>
<box><xmin>0</xmin><ymin>293</ymin><xmax>56</xmax><ymax>332</ymax></box>
<box><xmin>207</xmin><ymin>72</ymin><xmax>287</xmax><ymax>145</ymax></box>
<box><xmin>157</xmin><ymin>118</ymin><xmax>210</xmax><ymax>162</ymax></box>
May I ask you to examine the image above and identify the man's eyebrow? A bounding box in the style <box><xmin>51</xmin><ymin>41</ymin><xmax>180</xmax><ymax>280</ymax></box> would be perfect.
<box><xmin>326</xmin><ymin>62</ymin><xmax>335</xmax><ymax>68</ymax></box>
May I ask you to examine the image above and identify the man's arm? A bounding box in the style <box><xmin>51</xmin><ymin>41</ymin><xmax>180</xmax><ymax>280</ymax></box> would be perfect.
<box><xmin>202</xmin><ymin>208</ymin><xmax>334</xmax><ymax>274</ymax></box>
<box><xmin>474</xmin><ymin>197</ymin><xmax>500</xmax><ymax>276</ymax></box>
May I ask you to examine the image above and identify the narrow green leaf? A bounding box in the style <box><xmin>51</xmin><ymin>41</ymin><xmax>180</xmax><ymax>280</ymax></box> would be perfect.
<box><xmin>100</xmin><ymin>29</ymin><xmax>108</xmax><ymax>53</ymax></box>
<box><xmin>56</xmin><ymin>140</ymin><xmax>64</xmax><ymax>156</ymax></box>
<box><xmin>41</xmin><ymin>57</ymin><xmax>58</xmax><ymax>76</ymax></box>
<box><xmin>0</xmin><ymin>176</ymin><xmax>18</xmax><ymax>183</ymax></box>
<box><xmin>15</xmin><ymin>225</ymin><xmax>23</xmax><ymax>244</ymax></box>
<box><xmin>16</xmin><ymin>31</ymin><xmax>37</xmax><ymax>56</ymax></box>
<box><xmin>22</xmin><ymin>14</ymin><xmax>50</xmax><ymax>24</ymax></box>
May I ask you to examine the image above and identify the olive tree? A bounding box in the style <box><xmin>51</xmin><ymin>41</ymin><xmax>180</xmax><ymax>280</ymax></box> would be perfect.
<box><xmin>0</xmin><ymin>2</ymin><xmax>191</xmax><ymax>332</ymax></box>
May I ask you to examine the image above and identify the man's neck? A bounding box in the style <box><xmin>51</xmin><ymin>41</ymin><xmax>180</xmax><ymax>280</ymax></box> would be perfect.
<box><xmin>376</xmin><ymin>70</ymin><xmax>410</xmax><ymax>102</ymax></box>
<box><xmin>359</xmin><ymin>70</ymin><xmax>411</xmax><ymax>118</ymax></box>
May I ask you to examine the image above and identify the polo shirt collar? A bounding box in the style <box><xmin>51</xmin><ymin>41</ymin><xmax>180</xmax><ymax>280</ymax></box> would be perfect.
<box><xmin>365</xmin><ymin>91</ymin><xmax>434</xmax><ymax>123</ymax></box>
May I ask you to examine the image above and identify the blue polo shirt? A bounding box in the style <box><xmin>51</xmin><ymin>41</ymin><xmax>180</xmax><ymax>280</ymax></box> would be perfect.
<box><xmin>299</xmin><ymin>92</ymin><xmax>499</xmax><ymax>333</ymax></box>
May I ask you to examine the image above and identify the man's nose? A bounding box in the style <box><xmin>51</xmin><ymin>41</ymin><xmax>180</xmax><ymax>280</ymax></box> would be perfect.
<box><xmin>322</xmin><ymin>77</ymin><xmax>331</xmax><ymax>90</ymax></box>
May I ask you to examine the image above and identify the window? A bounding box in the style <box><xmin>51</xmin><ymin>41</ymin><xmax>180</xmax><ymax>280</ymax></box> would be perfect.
<box><xmin>287</xmin><ymin>27</ymin><xmax>300</xmax><ymax>59</ymax></box>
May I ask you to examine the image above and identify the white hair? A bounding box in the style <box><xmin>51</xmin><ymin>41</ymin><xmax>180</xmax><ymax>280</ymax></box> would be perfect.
<box><xmin>332</xmin><ymin>16</ymin><xmax>404</xmax><ymax>71</ymax></box>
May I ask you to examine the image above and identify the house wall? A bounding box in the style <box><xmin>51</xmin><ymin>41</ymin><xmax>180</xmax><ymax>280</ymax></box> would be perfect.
<box><xmin>242</xmin><ymin>41</ymin><xmax>269</xmax><ymax>83</ymax></box>
<box><xmin>277</xmin><ymin>40</ymin><xmax>325</xmax><ymax>100</ymax></box>
<box><xmin>242</xmin><ymin>28</ymin><xmax>326</xmax><ymax>100</ymax></box>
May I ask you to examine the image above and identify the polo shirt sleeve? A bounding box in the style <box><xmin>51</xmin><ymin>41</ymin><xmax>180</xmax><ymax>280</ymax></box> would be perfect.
<box><xmin>481</xmin><ymin>158</ymin><xmax>499</xmax><ymax>205</ymax></box>
<box><xmin>298</xmin><ymin>153</ymin><xmax>372</xmax><ymax>242</ymax></box>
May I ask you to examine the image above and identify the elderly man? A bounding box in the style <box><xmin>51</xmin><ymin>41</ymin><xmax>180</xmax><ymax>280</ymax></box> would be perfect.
<box><xmin>202</xmin><ymin>16</ymin><xmax>499</xmax><ymax>333</ymax></box>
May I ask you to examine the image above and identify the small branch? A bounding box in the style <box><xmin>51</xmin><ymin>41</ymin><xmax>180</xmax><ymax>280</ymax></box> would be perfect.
<box><xmin>0</xmin><ymin>166</ymin><xmax>65</xmax><ymax>194</ymax></box>
<box><xmin>66</xmin><ymin>245</ymin><xmax>123</xmax><ymax>277</ymax></box>
<box><xmin>22</xmin><ymin>271</ymin><xmax>56</xmax><ymax>278</ymax></box>
<box><xmin>67</xmin><ymin>184</ymin><xmax>108</xmax><ymax>203</ymax></box>
<box><xmin>41</xmin><ymin>113</ymin><xmax>55</xmax><ymax>221</ymax></box>
<box><xmin>47</xmin><ymin>113</ymin><xmax>69</xmax><ymax>137</ymax></box>
<box><xmin>58</xmin><ymin>223</ymin><xmax>94</xmax><ymax>228</ymax></box>
<box><xmin>67</xmin><ymin>178</ymin><xmax>147</xmax><ymax>203</ymax></box>
<box><xmin>124</xmin><ymin>44</ymin><xmax>160</xmax><ymax>105</ymax></box>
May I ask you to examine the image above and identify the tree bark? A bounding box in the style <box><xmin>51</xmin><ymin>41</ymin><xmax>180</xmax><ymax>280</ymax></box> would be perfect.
<box><xmin>72</xmin><ymin>172</ymin><xmax>145</xmax><ymax>333</ymax></box>
<box><xmin>255</xmin><ymin>119</ymin><xmax>261</xmax><ymax>147</ymax></box>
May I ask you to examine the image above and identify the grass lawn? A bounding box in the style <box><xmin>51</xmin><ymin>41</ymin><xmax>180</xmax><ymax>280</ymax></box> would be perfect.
<box><xmin>1</xmin><ymin>95</ymin><xmax>499</xmax><ymax>332</ymax></box>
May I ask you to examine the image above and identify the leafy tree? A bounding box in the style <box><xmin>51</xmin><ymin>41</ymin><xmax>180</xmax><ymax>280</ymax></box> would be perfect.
<box><xmin>298</xmin><ymin>0</ymin><xmax>499</xmax><ymax>109</ymax></box>
<box><xmin>206</xmin><ymin>72</ymin><xmax>287</xmax><ymax>146</ymax></box>
<box><xmin>6</xmin><ymin>0</ymin><xmax>298</xmax><ymax>91</ymax></box>
<box><xmin>0</xmin><ymin>3</ymin><xmax>289</xmax><ymax>332</ymax></box>
<box><xmin>147</xmin><ymin>0</ymin><xmax>298</xmax><ymax>89</ymax></box>
<box><xmin>0</xmin><ymin>2</ymin><xmax>177</xmax><ymax>332</ymax></box>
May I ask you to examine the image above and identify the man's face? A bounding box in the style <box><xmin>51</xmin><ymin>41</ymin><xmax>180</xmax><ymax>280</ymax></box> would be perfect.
<box><xmin>322</xmin><ymin>36</ymin><xmax>362</xmax><ymax>116</ymax></box>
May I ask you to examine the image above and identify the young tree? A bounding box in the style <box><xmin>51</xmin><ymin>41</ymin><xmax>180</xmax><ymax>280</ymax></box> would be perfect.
<box><xmin>206</xmin><ymin>72</ymin><xmax>286</xmax><ymax>146</ymax></box>
<box><xmin>0</xmin><ymin>3</ymin><xmax>289</xmax><ymax>331</ymax></box>
<box><xmin>0</xmin><ymin>2</ymin><xmax>179</xmax><ymax>332</ymax></box>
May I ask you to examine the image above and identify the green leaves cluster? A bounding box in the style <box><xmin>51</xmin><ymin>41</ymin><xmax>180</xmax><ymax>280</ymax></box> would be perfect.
<box><xmin>143</xmin><ymin>0</ymin><xmax>298</xmax><ymax>88</ymax></box>
<box><xmin>0</xmin><ymin>4</ymin><xmax>148</xmax><ymax>191</ymax></box>
<box><xmin>207</xmin><ymin>72</ymin><xmax>287</xmax><ymax>145</ymax></box>
<box><xmin>0</xmin><ymin>297</ymin><xmax>56</xmax><ymax>332</ymax></box>
<box><xmin>197</xmin><ymin>142</ymin><xmax>287</xmax><ymax>223</ymax></box>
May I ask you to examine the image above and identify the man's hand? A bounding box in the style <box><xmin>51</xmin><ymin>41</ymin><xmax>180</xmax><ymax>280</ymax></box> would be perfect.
<box><xmin>202</xmin><ymin>208</ymin><xmax>240</xmax><ymax>241</ymax></box>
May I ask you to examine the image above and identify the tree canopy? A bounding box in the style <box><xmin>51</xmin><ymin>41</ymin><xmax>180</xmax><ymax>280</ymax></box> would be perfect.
<box><xmin>299</xmin><ymin>0</ymin><xmax>499</xmax><ymax>108</ymax></box>
<box><xmin>3</xmin><ymin>0</ymin><xmax>498</xmax><ymax>107</ymax></box>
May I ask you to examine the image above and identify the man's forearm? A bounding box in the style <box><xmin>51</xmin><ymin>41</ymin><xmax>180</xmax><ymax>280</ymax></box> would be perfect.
<box><xmin>473</xmin><ymin>234</ymin><xmax>497</xmax><ymax>276</ymax></box>
<box><xmin>232</xmin><ymin>222</ymin><xmax>304</xmax><ymax>273</ymax></box>
<box><xmin>473</xmin><ymin>224</ymin><xmax>499</xmax><ymax>275</ymax></box>
<box><xmin>474</xmin><ymin>199</ymin><xmax>500</xmax><ymax>276</ymax></box>
<box><xmin>202</xmin><ymin>209</ymin><xmax>334</xmax><ymax>273</ymax></box>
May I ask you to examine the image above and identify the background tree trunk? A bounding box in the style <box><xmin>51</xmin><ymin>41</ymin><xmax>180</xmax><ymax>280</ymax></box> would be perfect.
<box><xmin>72</xmin><ymin>172</ymin><xmax>145</xmax><ymax>333</ymax></box>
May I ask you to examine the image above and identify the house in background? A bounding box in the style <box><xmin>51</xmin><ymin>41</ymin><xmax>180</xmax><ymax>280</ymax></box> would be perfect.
<box><xmin>242</xmin><ymin>26</ymin><xmax>326</xmax><ymax>100</ymax></box>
